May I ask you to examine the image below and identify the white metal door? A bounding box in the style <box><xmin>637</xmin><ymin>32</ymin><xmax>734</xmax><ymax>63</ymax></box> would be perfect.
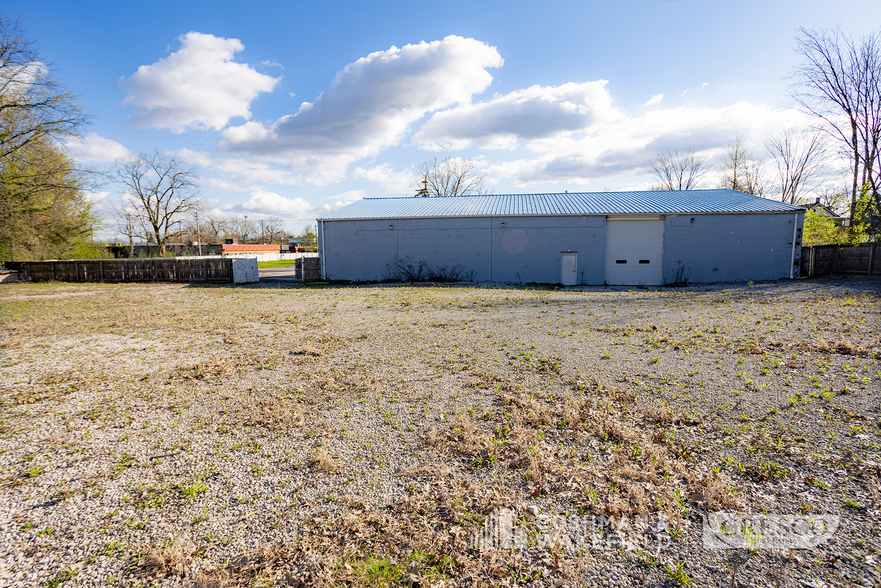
<box><xmin>561</xmin><ymin>252</ymin><xmax>577</xmax><ymax>285</ymax></box>
<box><xmin>604</xmin><ymin>219</ymin><xmax>664</xmax><ymax>285</ymax></box>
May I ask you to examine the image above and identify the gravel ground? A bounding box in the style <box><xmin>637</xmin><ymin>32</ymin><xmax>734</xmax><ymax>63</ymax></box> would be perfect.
<box><xmin>0</xmin><ymin>276</ymin><xmax>879</xmax><ymax>588</ymax></box>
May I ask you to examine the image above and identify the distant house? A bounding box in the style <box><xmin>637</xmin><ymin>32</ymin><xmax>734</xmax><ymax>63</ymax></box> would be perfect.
<box><xmin>803</xmin><ymin>199</ymin><xmax>844</xmax><ymax>226</ymax></box>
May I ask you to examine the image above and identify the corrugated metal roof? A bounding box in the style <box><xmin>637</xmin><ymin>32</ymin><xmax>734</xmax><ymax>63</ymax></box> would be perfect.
<box><xmin>317</xmin><ymin>190</ymin><xmax>804</xmax><ymax>221</ymax></box>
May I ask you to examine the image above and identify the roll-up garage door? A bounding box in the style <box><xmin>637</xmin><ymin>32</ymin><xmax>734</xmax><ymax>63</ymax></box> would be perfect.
<box><xmin>604</xmin><ymin>219</ymin><xmax>664</xmax><ymax>285</ymax></box>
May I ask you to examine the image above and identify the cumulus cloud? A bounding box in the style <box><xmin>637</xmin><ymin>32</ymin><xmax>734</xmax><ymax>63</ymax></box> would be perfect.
<box><xmin>233</xmin><ymin>189</ymin><xmax>352</xmax><ymax>222</ymax></box>
<box><xmin>63</xmin><ymin>133</ymin><xmax>131</xmax><ymax>162</ymax></box>
<box><xmin>218</xmin><ymin>35</ymin><xmax>503</xmax><ymax>183</ymax></box>
<box><xmin>644</xmin><ymin>93</ymin><xmax>663</xmax><ymax>107</ymax></box>
<box><xmin>352</xmin><ymin>163</ymin><xmax>415</xmax><ymax>194</ymax></box>
<box><xmin>484</xmin><ymin>101</ymin><xmax>807</xmax><ymax>187</ymax></box>
<box><xmin>413</xmin><ymin>81</ymin><xmax>620</xmax><ymax>151</ymax></box>
<box><xmin>242</xmin><ymin>189</ymin><xmax>313</xmax><ymax>216</ymax></box>
<box><xmin>121</xmin><ymin>32</ymin><xmax>280</xmax><ymax>132</ymax></box>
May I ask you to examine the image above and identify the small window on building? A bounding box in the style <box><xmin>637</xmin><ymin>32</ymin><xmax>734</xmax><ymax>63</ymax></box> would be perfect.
<box><xmin>616</xmin><ymin>260</ymin><xmax>627</xmax><ymax>264</ymax></box>
<box><xmin>639</xmin><ymin>260</ymin><xmax>650</xmax><ymax>264</ymax></box>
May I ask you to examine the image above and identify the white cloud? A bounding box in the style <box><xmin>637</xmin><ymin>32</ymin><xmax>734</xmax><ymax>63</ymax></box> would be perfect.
<box><xmin>176</xmin><ymin>148</ymin><xmax>301</xmax><ymax>190</ymax></box>
<box><xmin>63</xmin><ymin>133</ymin><xmax>131</xmax><ymax>162</ymax></box>
<box><xmin>242</xmin><ymin>189</ymin><xmax>313</xmax><ymax>216</ymax></box>
<box><xmin>484</xmin><ymin>101</ymin><xmax>808</xmax><ymax>187</ymax></box>
<box><xmin>352</xmin><ymin>163</ymin><xmax>415</xmax><ymax>194</ymax></box>
<box><xmin>204</xmin><ymin>177</ymin><xmax>244</xmax><ymax>192</ymax></box>
<box><xmin>328</xmin><ymin>189</ymin><xmax>365</xmax><ymax>201</ymax></box>
<box><xmin>413</xmin><ymin>81</ymin><xmax>620</xmax><ymax>151</ymax></box>
<box><xmin>218</xmin><ymin>35</ymin><xmax>503</xmax><ymax>184</ymax></box>
<box><xmin>82</xmin><ymin>190</ymin><xmax>108</xmax><ymax>203</ymax></box>
<box><xmin>644</xmin><ymin>93</ymin><xmax>663</xmax><ymax>107</ymax></box>
<box><xmin>121</xmin><ymin>32</ymin><xmax>281</xmax><ymax>132</ymax></box>
<box><xmin>234</xmin><ymin>189</ymin><xmax>351</xmax><ymax>222</ymax></box>
<box><xmin>700</xmin><ymin>83</ymin><xmax>708</xmax><ymax>91</ymax></box>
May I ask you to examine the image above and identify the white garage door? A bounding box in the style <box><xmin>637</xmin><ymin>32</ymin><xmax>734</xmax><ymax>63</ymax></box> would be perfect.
<box><xmin>604</xmin><ymin>219</ymin><xmax>664</xmax><ymax>286</ymax></box>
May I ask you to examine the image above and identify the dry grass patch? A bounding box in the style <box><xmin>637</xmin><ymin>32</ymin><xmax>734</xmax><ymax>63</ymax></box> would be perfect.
<box><xmin>173</xmin><ymin>353</ymin><xmax>268</xmax><ymax>382</ymax></box>
<box><xmin>244</xmin><ymin>398</ymin><xmax>304</xmax><ymax>430</ymax></box>
<box><xmin>311</xmin><ymin>447</ymin><xmax>338</xmax><ymax>473</ymax></box>
<box><xmin>138</xmin><ymin>536</ymin><xmax>202</xmax><ymax>580</ymax></box>
<box><xmin>292</xmin><ymin>345</ymin><xmax>323</xmax><ymax>357</ymax></box>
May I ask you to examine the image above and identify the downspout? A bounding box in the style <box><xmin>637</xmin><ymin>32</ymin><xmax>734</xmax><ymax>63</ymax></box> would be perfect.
<box><xmin>789</xmin><ymin>213</ymin><xmax>798</xmax><ymax>280</ymax></box>
<box><xmin>318</xmin><ymin>221</ymin><xmax>326</xmax><ymax>280</ymax></box>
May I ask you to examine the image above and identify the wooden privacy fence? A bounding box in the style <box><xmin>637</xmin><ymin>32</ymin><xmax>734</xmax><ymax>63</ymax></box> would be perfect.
<box><xmin>296</xmin><ymin>257</ymin><xmax>321</xmax><ymax>281</ymax></box>
<box><xmin>25</xmin><ymin>258</ymin><xmax>234</xmax><ymax>283</ymax></box>
<box><xmin>800</xmin><ymin>243</ymin><xmax>880</xmax><ymax>277</ymax></box>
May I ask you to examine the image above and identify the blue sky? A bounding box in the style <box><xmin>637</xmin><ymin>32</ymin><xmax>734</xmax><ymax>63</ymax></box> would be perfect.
<box><xmin>9</xmin><ymin>0</ymin><xmax>877</xmax><ymax>237</ymax></box>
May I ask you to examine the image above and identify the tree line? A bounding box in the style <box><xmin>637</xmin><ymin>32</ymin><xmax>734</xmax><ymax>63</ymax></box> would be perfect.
<box><xmin>0</xmin><ymin>16</ymin><xmax>99</xmax><ymax>262</ymax></box>
<box><xmin>110</xmin><ymin>149</ymin><xmax>314</xmax><ymax>256</ymax></box>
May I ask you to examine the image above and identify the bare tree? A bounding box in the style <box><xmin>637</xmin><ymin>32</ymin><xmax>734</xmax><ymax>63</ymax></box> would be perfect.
<box><xmin>113</xmin><ymin>150</ymin><xmax>201</xmax><ymax>256</ymax></box>
<box><xmin>415</xmin><ymin>156</ymin><xmax>489</xmax><ymax>197</ymax></box>
<box><xmin>648</xmin><ymin>148</ymin><xmax>707</xmax><ymax>190</ymax></box>
<box><xmin>261</xmin><ymin>217</ymin><xmax>286</xmax><ymax>244</ymax></box>
<box><xmin>225</xmin><ymin>217</ymin><xmax>256</xmax><ymax>243</ymax></box>
<box><xmin>788</xmin><ymin>27</ymin><xmax>881</xmax><ymax>224</ymax></box>
<box><xmin>0</xmin><ymin>16</ymin><xmax>88</xmax><ymax>164</ymax></box>
<box><xmin>718</xmin><ymin>134</ymin><xmax>767</xmax><ymax>196</ymax></box>
<box><xmin>113</xmin><ymin>211</ymin><xmax>138</xmax><ymax>257</ymax></box>
<box><xmin>178</xmin><ymin>212</ymin><xmax>227</xmax><ymax>244</ymax></box>
<box><xmin>765</xmin><ymin>127</ymin><xmax>828</xmax><ymax>204</ymax></box>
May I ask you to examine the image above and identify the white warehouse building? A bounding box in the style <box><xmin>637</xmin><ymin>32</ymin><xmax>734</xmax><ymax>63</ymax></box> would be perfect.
<box><xmin>316</xmin><ymin>189</ymin><xmax>804</xmax><ymax>285</ymax></box>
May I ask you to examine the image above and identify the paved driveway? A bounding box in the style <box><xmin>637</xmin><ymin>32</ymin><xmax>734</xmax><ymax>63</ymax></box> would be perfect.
<box><xmin>258</xmin><ymin>265</ymin><xmax>298</xmax><ymax>283</ymax></box>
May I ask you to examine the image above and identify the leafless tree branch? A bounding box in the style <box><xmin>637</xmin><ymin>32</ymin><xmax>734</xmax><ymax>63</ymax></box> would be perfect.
<box><xmin>113</xmin><ymin>150</ymin><xmax>201</xmax><ymax>256</ymax></box>
<box><xmin>415</xmin><ymin>156</ymin><xmax>490</xmax><ymax>197</ymax></box>
<box><xmin>648</xmin><ymin>148</ymin><xmax>707</xmax><ymax>191</ymax></box>
<box><xmin>765</xmin><ymin>127</ymin><xmax>828</xmax><ymax>204</ymax></box>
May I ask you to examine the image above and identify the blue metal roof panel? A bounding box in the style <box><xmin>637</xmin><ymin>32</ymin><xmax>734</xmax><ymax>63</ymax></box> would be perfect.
<box><xmin>317</xmin><ymin>190</ymin><xmax>804</xmax><ymax>220</ymax></box>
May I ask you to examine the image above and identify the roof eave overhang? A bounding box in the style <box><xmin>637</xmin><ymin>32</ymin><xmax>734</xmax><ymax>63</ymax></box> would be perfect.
<box><xmin>318</xmin><ymin>209</ymin><xmax>805</xmax><ymax>222</ymax></box>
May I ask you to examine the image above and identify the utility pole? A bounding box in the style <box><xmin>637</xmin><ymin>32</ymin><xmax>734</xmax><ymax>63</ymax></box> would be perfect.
<box><xmin>416</xmin><ymin>177</ymin><xmax>429</xmax><ymax>197</ymax></box>
<box><xmin>260</xmin><ymin>219</ymin><xmax>265</xmax><ymax>244</ymax></box>
<box><xmin>126</xmin><ymin>213</ymin><xmax>134</xmax><ymax>258</ymax></box>
<box><xmin>195</xmin><ymin>212</ymin><xmax>202</xmax><ymax>256</ymax></box>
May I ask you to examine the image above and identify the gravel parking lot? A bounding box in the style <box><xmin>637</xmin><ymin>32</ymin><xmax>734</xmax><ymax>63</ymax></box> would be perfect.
<box><xmin>0</xmin><ymin>276</ymin><xmax>879</xmax><ymax>587</ymax></box>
